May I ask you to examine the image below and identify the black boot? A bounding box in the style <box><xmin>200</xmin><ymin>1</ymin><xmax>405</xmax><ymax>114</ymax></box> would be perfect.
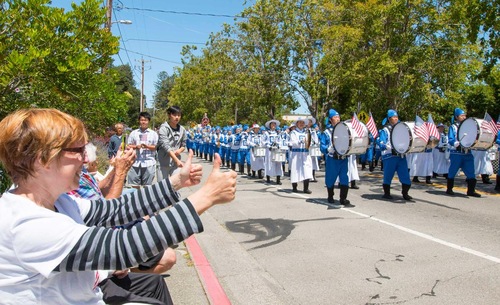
<box><xmin>402</xmin><ymin>184</ymin><xmax>413</xmax><ymax>201</ymax></box>
<box><xmin>467</xmin><ymin>178</ymin><xmax>481</xmax><ymax>197</ymax></box>
<box><xmin>495</xmin><ymin>175</ymin><xmax>500</xmax><ymax>192</ymax></box>
<box><xmin>443</xmin><ymin>173</ymin><xmax>448</xmax><ymax>179</ymax></box>
<box><xmin>258</xmin><ymin>169</ymin><xmax>263</xmax><ymax>179</ymax></box>
<box><xmin>292</xmin><ymin>183</ymin><xmax>298</xmax><ymax>193</ymax></box>
<box><xmin>221</xmin><ymin>158</ymin><xmax>225</xmax><ymax>167</ymax></box>
<box><xmin>340</xmin><ymin>185</ymin><xmax>355</xmax><ymax>207</ymax></box>
<box><xmin>362</xmin><ymin>162</ymin><xmax>366</xmax><ymax>170</ymax></box>
<box><xmin>303</xmin><ymin>180</ymin><xmax>312</xmax><ymax>194</ymax></box>
<box><xmin>382</xmin><ymin>184</ymin><xmax>393</xmax><ymax>199</ymax></box>
<box><xmin>350</xmin><ymin>180</ymin><xmax>359</xmax><ymax>189</ymax></box>
<box><xmin>311</xmin><ymin>170</ymin><xmax>317</xmax><ymax>182</ymax></box>
<box><xmin>247</xmin><ymin>164</ymin><xmax>252</xmax><ymax>176</ymax></box>
<box><xmin>282</xmin><ymin>164</ymin><xmax>286</xmax><ymax>174</ymax></box>
<box><xmin>425</xmin><ymin>176</ymin><xmax>432</xmax><ymax>184</ymax></box>
<box><xmin>276</xmin><ymin>176</ymin><xmax>282</xmax><ymax>185</ymax></box>
<box><xmin>266</xmin><ymin>175</ymin><xmax>271</xmax><ymax>183</ymax></box>
<box><xmin>252</xmin><ymin>170</ymin><xmax>256</xmax><ymax>178</ymax></box>
<box><xmin>380</xmin><ymin>161</ymin><xmax>383</xmax><ymax>171</ymax></box>
<box><xmin>446</xmin><ymin>178</ymin><xmax>455</xmax><ymax>195</ymax></box>
<box><xmin>231</xmin><ymin>163</ymin><xmax>236</xmax><ymax>171</ymax></box>
<box><xmin>412</xmin><ymin>176</ymin><xmax>420</xmax><ymax>183</ymax></box>
<box><xmin>226</xmin><ymin>159</ymin><xmax>231</xmax><ymax>168</ymax></box>
<box><xmin>327</xmin><ymin>186</ymin><xmax>335</xmax><ymax>204</ymax></box>
<box><xmin>369</xmin><ymin>161</ymin><xmax>375</xmax><ymax>172</ymax></box>
<box><xmin>432</xmin><ymin>172</ymin><xmax>437</xmax><ymax>178</ymax></box>
<box><xmin>239</xmin><ymin>164</ymin><xmax>244</xmax><ymax>174</ymax></box>
<box><xmin>209</xmin><ymin>154</ymin><xmax>213</xmax><ymax>162</ymax></box>
<box><xmin>481</xmin><ymin>174</ymin><xmax>492</xmax><ymax>184</ymax></box>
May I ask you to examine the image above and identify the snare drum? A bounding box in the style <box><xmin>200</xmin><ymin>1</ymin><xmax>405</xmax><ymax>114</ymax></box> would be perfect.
<box><xmin>390</xmin><ymin>122</ymin><xmax>427</xmax><ymax>154</ymax></box>
<box><xmin>458</xmin><ymin>117</ymin><xmax>496</xmax><ymax>150</ymax></box>
<box><xmin>333</xmin><ymin>121</ymin><xmax>369</xmax><ymax>155</ymax></box>
<box><xmin>309</xmin><ymin>145</ymin><xmax>322</xmax><ymax>157</ymax></box>
<box><xmin>271</xmin><ymin>149</ymin><xmax>287</xmax><ymax>162</ymax></box>
<box><xmin>253</xmin><ymin>146</ymin><xmax>266</xmax><ymax>157</ymax></box>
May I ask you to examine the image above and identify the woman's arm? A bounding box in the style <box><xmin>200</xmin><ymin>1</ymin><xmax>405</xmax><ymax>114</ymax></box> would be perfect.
<box><xmin>57</xmin><ymin>153</ymin><xmax>236</xmax><ymax>272</ymax></box>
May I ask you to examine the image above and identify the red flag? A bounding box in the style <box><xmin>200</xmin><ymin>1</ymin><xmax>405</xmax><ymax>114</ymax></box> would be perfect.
<box><xmin>366</xmin><ymin>112</ymin><xmax>379</xmax><ymax>138</ymax></box>
<box><xmin>414</xmin><ymin>115</ymin><xmax>429</xmax><ymax>143</ymax></box>
<box><xmin>426</xmin><ymin>114</ymin><xmax>440</xmax><ymax>140</ymax></box>
<box><xmin>481</xmin><ymin>112</ymin><xmax>499</xmax><ymax>135</ymax></box>
<box><xmin>351</xmin><ymin>113</ymin><xmax>366</xmax><ymax>137</ymax></box>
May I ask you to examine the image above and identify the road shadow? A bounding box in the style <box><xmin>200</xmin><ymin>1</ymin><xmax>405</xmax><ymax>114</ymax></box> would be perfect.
<box><xmin>305</xmin><ymin>197</ymin><xmax>348</xmax><ymax>210</ymax></box>
<box><xmin>225</xmin><ymin>216</ymin><xmax>343</xmax><ymax>250</ymax></box>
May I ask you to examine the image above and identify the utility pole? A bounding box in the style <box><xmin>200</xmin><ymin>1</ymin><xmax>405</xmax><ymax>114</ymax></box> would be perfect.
<box><xmin>137</xmin><ymin>58</ymin><xmax>151</xmax><ymax>113</ymax></box>
<box><xmin>105</xmin><ymin>0</ymin><xmax>113</xmax><ymax>30</ymax></box>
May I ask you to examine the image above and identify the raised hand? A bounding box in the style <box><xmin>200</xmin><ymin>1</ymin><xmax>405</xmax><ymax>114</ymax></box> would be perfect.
<box><xmin>188</xmin><ymin>153</ymin><xmax>237</xmax><ymax>214</ymax></box>
<box><xmin>170</xmin><ymin>149</ymin><xmax>202</xmax><ymax>190</ymax></box>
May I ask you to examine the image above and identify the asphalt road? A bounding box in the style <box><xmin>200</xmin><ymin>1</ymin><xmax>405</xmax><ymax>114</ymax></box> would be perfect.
<box><xmin>175</xmin><ymin>156</ymin><xmax>500</xmax><ymax>305</ymax></box>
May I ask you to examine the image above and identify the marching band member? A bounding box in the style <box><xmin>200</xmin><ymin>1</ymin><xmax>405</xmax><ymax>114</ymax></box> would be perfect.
<box><xmin>347</xmin><ymin>154</ymin><xmax>360</xmax><ymax>189</ymax></box>
<box><xmin>263</xmin><ymin>119</ymin><xmax>283</xmax><ymax>184</ymax></box>
<box><xmin>229</xmin><ymin>125</ymin><xmax>241</xmax><ymax>172</ymax></box>
<box><xmin>472</xmin><ymin>149</ymin><xmax>494</xmax><ymax>184</ymax></box>
<box><xmin>308</xmin><ymin>118</ymin><xmax>320</xmax><ymax>182</ymax></box>
<box><xmin>219</xmin><ymin>127</ymin><xmax>229</xmax><ymax>167</ymax></box>
<box><xmin>225</xmin><ymin>127</ymin><xmax>233</xmax><ymax>168</ymax></box>
<box><xmin>279</xmin><ymin>124</ymin><xmax>291</xmax><ymax>175</ymax></box>
<box><xmin>289</xmin><ymin>117</ymin><xmax>313</xmax><ymax>193</ymax></box>
<box><xmin>248</xmin><ymin>124</ymin><xmax>265</xmax><ymax>178</ymax></box>
<box><xmin>361</xmin><ymin>133</ymin><xmax>375</xmax><ymax>171</ymax></box>
<box><xmin>446</xmin><ymin>108</ymin><xmax>481</xmax><ymax>197</ymax></box>
<box><xmin>410</xmin><ymin>149</ymin><xmax>434</xmax><ymax>184</ymax></box>
<box><xmin>320</xmin><ymin>109</ymin><xmax>354</xmax><ymax>207</ymax></box>
<box><xmin>495</xmin><ymin>129</ymin><xmax>500</xmax><ymax>192</ymax></box>
<box><xmin>238</xmin><ymin>125</ymin><xmax>251</xmax><ymax>175</ymax></box>
<box><xmin>432</xmin><ymin>123</ymin><xmax>450</xmax><ymax>178</ymax></box>
<box><xmin>376</xmin><ymin>109</ymin><xmax>413</xmax><ymax>200</ymax></box>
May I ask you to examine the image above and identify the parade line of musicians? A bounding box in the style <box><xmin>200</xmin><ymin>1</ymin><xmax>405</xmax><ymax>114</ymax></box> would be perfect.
<box><xmin>185</xmin><ymin>108</ymin><xmax>500</xmax><ymax>208</ymax></box>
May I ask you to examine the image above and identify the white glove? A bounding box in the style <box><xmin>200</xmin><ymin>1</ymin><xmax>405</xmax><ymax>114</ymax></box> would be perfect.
<box><xmin>328</xmin><ymin>146</ymin><xmax>335</xmax><ymax>154</ymax></box>
<box><xmin>385</xmin><ymin>143</ymin><xmax>392</xmax><ymax>150</ymax></box>
<box><xmin>454</xmin><ymin>141</ymin><xmax>460</xmax><ymax>148</ymax></box>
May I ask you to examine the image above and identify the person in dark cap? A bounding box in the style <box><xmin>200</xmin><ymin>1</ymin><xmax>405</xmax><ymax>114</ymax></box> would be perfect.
<box><xmin>446</xmin><ymin>108</ymin><xmax>481</xmax><ymax>197</ymax></box>
<box><xmin>375</xmin><ymin>109</ymin><xmax>413</xmax><ymax>200</ymax></box>
<box><xmin>320</xmin><ymin>109</ymin><xmax>355</xmax><ymax>207</ymax></box>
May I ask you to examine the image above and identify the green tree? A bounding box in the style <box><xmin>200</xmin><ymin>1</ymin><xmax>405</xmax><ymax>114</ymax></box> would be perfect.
<box><xmin>0</xmin><ymin>0</ymin><xmax>128</xmax><ymax>134</ymax></box>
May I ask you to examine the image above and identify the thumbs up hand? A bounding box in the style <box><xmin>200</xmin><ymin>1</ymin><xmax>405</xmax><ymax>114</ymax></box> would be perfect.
<box><xmin>188</xmin><ymin>152</ymin><xmax>237</xmax><ymax>215</ymax></box>
<box><xmin>170</xmin><ymin>149</ymin><xmax>203</xmax><ymax>190</ymax></box>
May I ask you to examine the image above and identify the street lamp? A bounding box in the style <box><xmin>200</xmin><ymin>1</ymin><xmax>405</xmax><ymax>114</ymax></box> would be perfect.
<box><xmin>112</xmin><ymin>20</ymin><xmax>132</xmax><ymax>25</ymax></box>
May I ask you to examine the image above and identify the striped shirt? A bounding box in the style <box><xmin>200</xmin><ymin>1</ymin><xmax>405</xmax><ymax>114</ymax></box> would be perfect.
<box><xmin>55</xmin><ymin>179</ymin><xmax>203</xmax><ymax>271</ymax></box>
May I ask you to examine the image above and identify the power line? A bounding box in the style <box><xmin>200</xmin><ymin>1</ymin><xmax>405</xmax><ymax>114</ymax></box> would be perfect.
<box><xmin>119</xmin><ymin>6</ymin><xmax>245</xmax><ymax>18</ymax></box>
<box><xmin>119</xmin><ymin>47</ymin><xmax>182</xmax><ymax>64</ymax></box>
<box><xmin>113</xmin><ymin>10</ymin><xmax>141</xmax><ymax>79</ymax></box>
<box><xmin>124</xmin><ymin>38</ymin><xmax>206</xmax><ymax>45</ymax></box>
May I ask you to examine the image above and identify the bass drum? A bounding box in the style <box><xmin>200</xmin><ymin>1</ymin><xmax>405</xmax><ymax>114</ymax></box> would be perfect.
<box><xmin>333</xmin><ymin>121</ymin><xmax>369</xmax><ymax>156</ymax></box>
<box><xmin>390</xmin><ymin>122</ymin><xmax>427</xmax><ymax>154</ymax></box>
<box><xmin>458</xmin><ymin>117</ymin><xmax>496</xmax><ymax>150</ymax></box>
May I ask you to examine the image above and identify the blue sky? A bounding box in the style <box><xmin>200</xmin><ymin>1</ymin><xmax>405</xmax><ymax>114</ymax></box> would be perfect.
<box><xmin>50</xmin><ymin>0</ymin><xmax>309</xmax><ymax>113</ymax></box>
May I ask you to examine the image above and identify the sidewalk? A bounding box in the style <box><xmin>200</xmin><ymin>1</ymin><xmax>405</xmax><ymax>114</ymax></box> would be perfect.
<box><xmin>166</xmin><ymin>240</ymin><xmax>210</xmax><ymax>305</ymax></box>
